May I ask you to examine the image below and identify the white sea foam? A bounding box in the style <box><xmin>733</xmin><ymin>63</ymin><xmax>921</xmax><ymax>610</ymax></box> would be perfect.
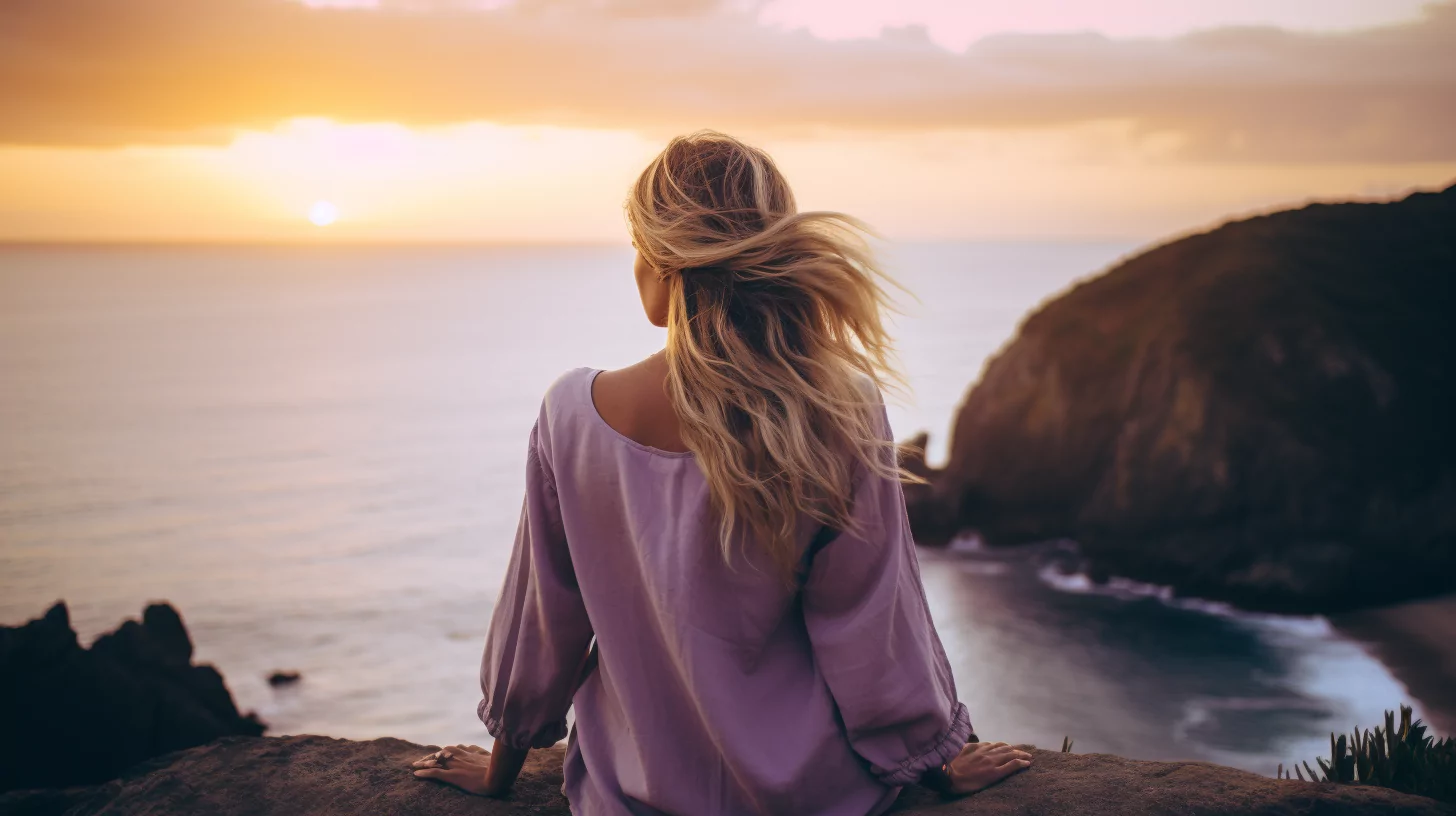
<box><xmin>1035</xmin><ymin>563</ymin><xmax>1333</xmax><ymax>637</ymax></box>
<box><xmin>958</xmin><ymin>561</ymin><xmax>1010</xmax><ymax>576</ymax></box>
<box><xmin>948</xmin><ymin>532</ymin><xmax>987</xmax><ymax>553</ymax></box>
<box><xmin>1036</xmin><ymin>563</ymin><xmax>1097</xmax><ymax>592</ymax></box>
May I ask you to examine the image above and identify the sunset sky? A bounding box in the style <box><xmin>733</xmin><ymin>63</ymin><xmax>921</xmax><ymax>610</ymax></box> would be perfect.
<box><xmin>2</xmin><ymin>0</ymin><xmax>1453</xmax><ymax>242</ymax></box>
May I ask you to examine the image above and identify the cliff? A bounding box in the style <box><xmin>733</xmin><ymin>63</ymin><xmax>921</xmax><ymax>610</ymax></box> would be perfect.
<box><xmin>1</xmin><ymin>734</ymin><xmax>1450</xmax><ymax>816</ymax></box>
<box><xmin>906</xmin><ymin>184</ymin><xmax>1456</xmax><ymax>613</ymax></box>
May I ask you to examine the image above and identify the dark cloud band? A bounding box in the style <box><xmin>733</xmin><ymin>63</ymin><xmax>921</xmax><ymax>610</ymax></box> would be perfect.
<box><xmin>1</xmin><ymin>0</ymin><xmax>1453</xmax><ymax>161</ymax></box>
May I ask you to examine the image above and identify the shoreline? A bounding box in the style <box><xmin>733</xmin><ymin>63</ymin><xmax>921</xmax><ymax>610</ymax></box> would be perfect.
<box><xmin>1331</xmin><ymin>593</ymin><xmax>1456</xmax><ymax>737</ymax></box>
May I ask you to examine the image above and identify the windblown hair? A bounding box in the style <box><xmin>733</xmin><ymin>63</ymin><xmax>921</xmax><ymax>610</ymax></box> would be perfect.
<box><xmin>626</xmin><ymin>130</ymin><xmax>914</xmax><ymax>579</ymax></box>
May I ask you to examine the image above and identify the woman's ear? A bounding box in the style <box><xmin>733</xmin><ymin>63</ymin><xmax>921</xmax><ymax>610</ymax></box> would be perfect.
<box><xmin>634</xmin><ymin>251</ymin><xmax>670</xmax><ymax>328</ymax></box>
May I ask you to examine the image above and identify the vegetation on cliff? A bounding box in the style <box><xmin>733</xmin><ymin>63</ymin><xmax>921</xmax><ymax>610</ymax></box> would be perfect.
<box><xmin>1282</xmin><ymin>706</ymin><xmax>1456</xmax><ymax>804</ymax></box>
<box><xmin>907</xmin><ymin>184</ymin><xmax>1456</xmax><ymax>613</ymax></box>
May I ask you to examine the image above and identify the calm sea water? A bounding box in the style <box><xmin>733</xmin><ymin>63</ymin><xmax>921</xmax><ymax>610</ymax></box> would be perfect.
<box><xmin>0</xmin><ymin>244</ymin><xmax>1423</xmax><ymax>775</ymax></box>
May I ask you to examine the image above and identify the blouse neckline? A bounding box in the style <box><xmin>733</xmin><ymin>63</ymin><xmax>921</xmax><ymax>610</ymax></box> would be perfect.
<box><xmin>583</xmin><ymin>368</ymin><xmax>698</xmax><ymax>460</ymax></box>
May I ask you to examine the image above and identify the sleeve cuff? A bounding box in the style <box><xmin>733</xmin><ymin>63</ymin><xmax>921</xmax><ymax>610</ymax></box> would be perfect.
<box><xmin>875</xmin><ymin>702</ymin><xmax>974</xmax><ymax>786</ymax></box>
<box><xmin>477</xmin><ymin>699</ymin><xmax>569</xmax><ymax>750</ymax></box>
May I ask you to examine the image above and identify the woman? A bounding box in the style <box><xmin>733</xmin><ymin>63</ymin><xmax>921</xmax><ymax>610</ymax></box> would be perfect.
<box><xmin>412</xmin><ymin>131</ymin><xmax>1032</xmax><ymax>813</ymax></box>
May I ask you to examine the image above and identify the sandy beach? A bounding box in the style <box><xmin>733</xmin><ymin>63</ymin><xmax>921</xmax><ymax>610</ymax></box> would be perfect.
<box><xmin>1332</xmin><ymin>593</ymin><xmax>1456</xmax><ymax>737</ymax></box>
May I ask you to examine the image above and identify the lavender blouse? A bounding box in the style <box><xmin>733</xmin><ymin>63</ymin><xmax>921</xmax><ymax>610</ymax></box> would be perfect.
<box><xmin>478</xmin><ymin>367</ymin><xmax>973</xmax><ymax>815</ymax></box>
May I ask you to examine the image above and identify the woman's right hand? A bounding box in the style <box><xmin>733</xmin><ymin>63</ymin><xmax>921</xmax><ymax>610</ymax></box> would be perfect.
<box><xmin>945</xmin><ymin>741</ymin><xmax>1033</xmax><ymax>794</ymax></box>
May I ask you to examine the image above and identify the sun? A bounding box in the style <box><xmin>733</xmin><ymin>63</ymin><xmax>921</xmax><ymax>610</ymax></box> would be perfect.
<box><xmin>308</xmin><ymin>200</ymin><xmax>339</xmax><ymax>227</ymax></box>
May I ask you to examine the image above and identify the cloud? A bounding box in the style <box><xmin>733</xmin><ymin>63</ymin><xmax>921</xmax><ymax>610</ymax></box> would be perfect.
<box><xmin>1</xmin><ymin>0</ymin><xmax>1452</xmax><ymax>160</ymax></box>
<box><xmin>511</xmin><ymin>0</ymin><xmax>736</xmax><ymax>18</ymax></box>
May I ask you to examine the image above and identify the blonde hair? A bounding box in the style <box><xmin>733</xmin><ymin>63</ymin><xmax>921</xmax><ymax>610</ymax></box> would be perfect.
<box><xmin>626</xmin><ymin>130</ymin><xmax>913</xmax><ymax>578</ymax></box>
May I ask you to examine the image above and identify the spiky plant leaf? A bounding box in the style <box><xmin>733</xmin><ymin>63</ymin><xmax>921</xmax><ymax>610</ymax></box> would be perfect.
<box><xmin>1278</xmin><ymin>706</ymin><xmax>1456</xmax><ymax>803</ymax></box>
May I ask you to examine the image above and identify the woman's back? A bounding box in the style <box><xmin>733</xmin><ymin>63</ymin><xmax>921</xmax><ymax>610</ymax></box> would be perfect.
<box><xmin>476</xmin><ymin>366</ymin><xmax>971</xmax><ymax>815</ymax></box>
<box><xmin>401</xmin><ymin>130</ymin><xmax>1033</xmax><ymax>812</ymax></box>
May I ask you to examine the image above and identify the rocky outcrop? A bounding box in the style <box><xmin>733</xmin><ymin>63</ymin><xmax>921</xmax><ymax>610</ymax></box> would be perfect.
<box><xmin>2</xmin><ymin>604</ymin><xmax>1450</xmax><ymax>814</ymax></box>
<box><xmin>0</xmin><ymin>603</ymin><xmax>265</xmax><ymax>794</ymax></box>
<box><xmin>0</xmin><ymin>734</ymin><xmax>1449</xmax><ymax>816</ymax></box>
<box><xmin>907</xmin><ymin>184</ymin><xmax>1456</xmax><ymax>613</ymax></box>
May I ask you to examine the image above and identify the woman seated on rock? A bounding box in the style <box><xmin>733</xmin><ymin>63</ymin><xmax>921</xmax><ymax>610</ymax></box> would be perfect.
<box><xmin>411</xmin><ymin>131</ymin><xmax>1032</xmax><ymax>814</ymax></box>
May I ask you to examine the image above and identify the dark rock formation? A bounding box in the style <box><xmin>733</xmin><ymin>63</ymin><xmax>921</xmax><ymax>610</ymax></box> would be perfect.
<box><xmin>907</xmin><ymin>184</ymin><xmax>1456</xmax><ymax>613</ymax></box>
<box><xmin>0</xmin><ymin>735</ymin><xmax>1449</xmax><ymax>816</ymax></box>
<box><xmin>0</xmin><ymin>602</ymin><xmax>265</xmax><ymax>794</ymax></box>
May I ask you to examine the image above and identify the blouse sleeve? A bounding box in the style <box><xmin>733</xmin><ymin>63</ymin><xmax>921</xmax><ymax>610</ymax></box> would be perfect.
<box><xmin>802</xmin><ymin>395</ymin><xmax>973</xmax><ymax>786</ymax></box>
<box><xmin>477</xmin><ymin>419</ymin><xmax>595</xmax><ymax>750</ymax></box>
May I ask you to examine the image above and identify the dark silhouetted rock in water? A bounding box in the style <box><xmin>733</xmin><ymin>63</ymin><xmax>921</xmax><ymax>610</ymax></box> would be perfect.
<box><xmin>0</xmin><ymin>735</ymin><xmax>1449</xmax><ymax>816</ymax></box>
<box><xmin>907</xmin><ymin>184</ymin><xmax>1456</xmax><ymax>613</ymax></box>
<box><xmin>267</xmin><ymin>670</ymin><xmax>302</xmax><ymax>687</ymax></box>
<box><xmin>0</xmin><ymin>602</ymin><xmax>264</xmax><ymax>794</ymax></box>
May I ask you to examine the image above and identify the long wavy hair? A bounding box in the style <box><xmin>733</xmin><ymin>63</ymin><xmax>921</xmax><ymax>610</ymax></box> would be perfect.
<box><xmin>626</xmin><ymin>130</ymin><xmax>915</xmax><ymax>578</ymax></box>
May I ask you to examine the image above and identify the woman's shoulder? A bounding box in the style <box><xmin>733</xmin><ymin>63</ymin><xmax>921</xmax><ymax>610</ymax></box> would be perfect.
<box><xmin>538</xmin><ymin>367</ymin><xmax>597</xmax><ymax>425</ymax></box>
<box><xmin>543</xmin><ymin>366</ymin><xmax>597</xmax><ymax>404</ymax></box>
<box><xmin>849</xmin><ymin>369</ymin><xmax>883</xmax><ymax>403</ymax></box>
<box><xmin>526</xmin><ymin>366</ymin><xmax>595</xmax><ymax>450</ymax></box>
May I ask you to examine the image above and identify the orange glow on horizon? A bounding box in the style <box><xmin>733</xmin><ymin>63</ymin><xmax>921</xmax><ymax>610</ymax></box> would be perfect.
<box><xmin>0</xmin><ymin>118</ymin><xmax>1451</xmax><ymax>244</ymax></box>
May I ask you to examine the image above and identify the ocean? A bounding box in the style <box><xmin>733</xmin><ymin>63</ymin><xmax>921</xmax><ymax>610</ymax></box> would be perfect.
<box><xmin>0</xmin><ymin>243</ymin><xmax>1424</xmax><ymax>775</ymax></box>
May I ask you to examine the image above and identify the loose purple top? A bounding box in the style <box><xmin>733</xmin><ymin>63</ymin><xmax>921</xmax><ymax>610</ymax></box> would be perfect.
<box><xmin>479</xmin><ymin>367</ymin><xmax>972</xmax><ymax>815</ymax></box>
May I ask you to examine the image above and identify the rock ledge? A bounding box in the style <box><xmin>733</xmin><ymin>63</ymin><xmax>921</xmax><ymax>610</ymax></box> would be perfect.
<box><xmin>1</xmin><ymin>734</ymin><xmax>1449</xmax><ymax>816</ymax></box>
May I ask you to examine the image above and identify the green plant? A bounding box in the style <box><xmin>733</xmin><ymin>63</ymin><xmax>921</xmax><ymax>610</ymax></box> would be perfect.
<box><xmin>1061</xmin><ymin>736</ymin><xmax>1073</xmax><ymax>753</ymax></box>
<box><xmin>1277</xmin><ymin>706</ymin><xmax>1456</xmax><ymax>803</ymax></box>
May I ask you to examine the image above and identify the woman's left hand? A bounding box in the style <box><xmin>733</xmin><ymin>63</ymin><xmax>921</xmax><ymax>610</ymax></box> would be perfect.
<box><xmin>411</xmin><ymin>744</ymin><xmax>500</xmax><ymax>796</ymax></box>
